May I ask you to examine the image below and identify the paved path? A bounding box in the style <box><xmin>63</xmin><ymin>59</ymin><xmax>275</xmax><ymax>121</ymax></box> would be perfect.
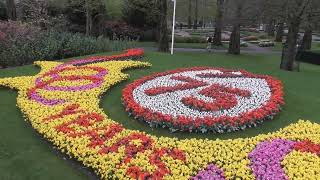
<box><xmin>141</xmin><ymin>45</ymin><xmax>281</xmax><ymax>54</ymax></box>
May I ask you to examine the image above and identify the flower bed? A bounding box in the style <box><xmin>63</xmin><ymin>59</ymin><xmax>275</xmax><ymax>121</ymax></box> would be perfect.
<box><xmin>122</xmin><ymin>67</ymin><xmax>284</xmax><ymax>133</ymax></box>
<box><xmin>0</xmin><ymin>49</ymin><xmax>319</xmax><ymax>179</ymax></box>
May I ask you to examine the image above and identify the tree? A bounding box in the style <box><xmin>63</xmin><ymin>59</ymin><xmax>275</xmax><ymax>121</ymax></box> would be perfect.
<box><xmin>275</xmin><ymin>1</ymin><xmax>287</xmax><ymax>42</ymax></box>
<box><xmin>228</xmin><ymin>1</ymin><xmax>242</xmax><ymax>55</ymax></box>
<box><xmin>275</xmin><ymin>22</ymin><xmax>284</xmax><ymax>42</ymax></box>
<box><xmin>299</xmin><ymin>2</ymin><xmax>320</xmax><ymax>51</ymax></box>
<box><xmin>17</xmin><ymin>0</ymin><xmax>49</xmax><ymax>27</ymax></box>
<box><xmin>300</xmin><ymin>16</ymin><xmax>313</xmax><ymax>51</ymax></box>
<box><xmin>193</xmin><ymin>0</ymin><xmax>198</xmax><ymax>29</ymax></box>
<box><xmin>258</xmin><ymin>0</ymin><xmax>287</xmax><ymax>41</ymax></box>
<box><xmin>6</xmin><ymin>0</ymin><xmax>16</xmax><ymax>20</ymax></box>
<box><xmin>122</xmin><ymin>0</ymin><xmax>159</xmax><ymax>29</ymax></box>
<box><xmin>280</xmin><ymin>0</ymin><xmax>313</xmax><ymax>71</ymax></box>
<box><xmin>65</xmin><ymin>0</ymin><xmax>105</xmax><ymax>36</ymax></box>
<box><xmin>266</xmin><ymin>19</ymin><xmax>275</xmax><ymax>36</ymax></box>
<box><xmin>213</xmin><ymin>0</ymin><xmax>224</xmax><ymax>46</ymax></box>
<box><xmin>0</xmin><ymin>1</ymin><xmax>8</xmax><ymax>20</ymax></box>
<box><xmin>158</xmin><ymin>0</ymin><xmax>169</xmax><ymax>52</ymax></box>
<box><xmin>104</xmin><ymin>0</ymin><xmax>123</xmax><ymax>19</ymax></box>
<box><xmin>187</xmin><ymin>0</ymin><xmax>192</xmax><ymax>29</ymax></box>
<box><xmin>84</xmin><ymin>0</ymin><xmax>105</xmax><ymax>36</ymax></box>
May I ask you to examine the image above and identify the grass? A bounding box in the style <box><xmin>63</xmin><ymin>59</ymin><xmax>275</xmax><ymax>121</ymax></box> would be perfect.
<box><xmin>1</xmin><ymin>51</ymin><xmax>320</xmax><ymax>179</ymax></box>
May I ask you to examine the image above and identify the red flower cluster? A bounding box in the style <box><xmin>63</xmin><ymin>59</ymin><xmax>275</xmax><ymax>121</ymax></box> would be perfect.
<box><xmin>44</xmin><ymin>104</ymin><xmax>186</xmax><ymax>179</ymax></box>
<box><xmin>65</xmin><ymin>48</ymin><xmax>144</xmax><ymax>66</ymax></box>
<box><xmin>182</xmin><ymin>83</ymin><xmax>251</xmax><ymax>112</ymax></box>
<box><xmin>122</xmin><ymin>67</ymin><xmax>285</xmax><ymax>133</ymax></box>
<box><xmin>294</xmin><ymin>140</ymin><xmax>320</xmax><ymax>155</ymax></box>
<box><xmin>127</xmin><ymin>148</ymin><xmax>186</xmax><ymax>179</ymax></box>
<box><xmin>145</xmin><ymin>76</ymin><xmax>207</xmax><ymax>96</ymax></box>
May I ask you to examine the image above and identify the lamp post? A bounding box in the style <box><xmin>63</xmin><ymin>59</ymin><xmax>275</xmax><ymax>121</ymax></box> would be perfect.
<box><xmin>171</xmin><ymin>0</ymin><xmax>177</xmax><ymax>55</ymax></box>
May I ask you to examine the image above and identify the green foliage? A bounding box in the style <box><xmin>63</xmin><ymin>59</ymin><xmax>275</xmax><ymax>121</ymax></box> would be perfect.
<box><xmin>0</xmin><ymin>26</ymin><xmax>136</xmax><ymax>68</ymax></box>
<box><xmin>122</xmin><ymin>0</ymin><xmax>159</xmax><ymax>29</ymax></box>
<box><xmin>167</xmin><ymin>0</ymin><xmax>217</xmax><ymax>24</ymax></box>
<box><xmin>104</xmin><ymin>0</ymin><xmax>124</xmax><ymax>19</ymax></box>
<box><xmin>174</xmin><ymin>36</ymin><xmax>207</xmax><ymax>43</ymax></box>
<box><xmin>0</xmin><ymin>0</ymin><xmax>7</xmax><ymax>20</ymax></box>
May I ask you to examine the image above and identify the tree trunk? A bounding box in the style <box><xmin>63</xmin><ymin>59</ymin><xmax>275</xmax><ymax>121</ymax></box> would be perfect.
<box><xmin>300</xmin><ymin>27</ymin><xmax>312</xmax><ymax>51</ymax></box>
<box><xmin>228</xmin><ymin>24</ymin><xmax>240</xmax><ymax>55</ymax></box>
<box><xmin>228</xmin><ymin>2</ymin><xmax>241</xmax><ymax>55</ymax></box>
<box><xmin>6</xmin><ymin>0</ymin><xmax>17</xmax><ymax>20</ymax></box>
<box><xmin>188</xmin><ymin>0</ymin><xmax>192</xmax><ymax>29</ymax></box>
<box><xmin>280</xmin><ymin>20</ymin><xmax>300</xmax><ymax>71</ymax></box>
<box><xmin>193</xmin><ymin>0</ymin><xmax>198</xmax><ymax>29</ymax></box>
<box><xmin>266</xmin><ymin>19</ymin><xmax>275</xmax><ymax>37</ymax></box>
<box><xmin>158</xmin><ymin>0</ymin><xmax>169</xmax><ymax>52</ymax></box>
<box><xmin>275</xmin><ymin>22</ymin><xmax>284</xmax><ymax>42</ymax></box>
<box><xmin>213</xmin><ymin>0</ymin><xmax>224</xmax><ymax>46</ymax></box>
<box><xmin>86</xmin><ymin>10</ymin><xmax>93</xmax><ymax>36</ymax></box>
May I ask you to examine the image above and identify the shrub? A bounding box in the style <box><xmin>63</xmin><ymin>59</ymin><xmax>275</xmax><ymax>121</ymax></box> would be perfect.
<box><xmin>174</xmin><ymin>36</ymin><xmax>207</xmax><ymax>43</ymax></box>
<box><xmin>104</xmin><ymin>20</ymin><xmax>141</xmax><ymax>41</ymax></box>
<box><xmin>258</xmin><ymin>41</ymin><xmax>275</xmax><ymax>47</ymax></box>
<box><xmin>258</xmin><ymin>34</ymin><xmax>268</xmax><ymax>39</ymax></box>
<box><xmin>243</xmin><ymin>36</ymin><xmax>259</xmax><ymax>41</ymax></box>
<box><xmin>0</xmin><ymin>21</ymin><xmax>136</xmax><ymax>68</ymax></box>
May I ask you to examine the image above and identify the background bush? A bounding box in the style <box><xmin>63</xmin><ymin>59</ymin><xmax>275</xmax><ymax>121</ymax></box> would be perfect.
<box><xmin>174</xmin><ymin>36</ymin><xmax>207</xmax><ymax>43</ymax></box>
<box><xmin>243</xmin><ymin>36</ymin><xmax>259</xmax><ymax>41</ymax></box>
<box><xmin>0</xmin><ymin>21</ymin><xmax>136</xmax><ymax>68</ymax></box>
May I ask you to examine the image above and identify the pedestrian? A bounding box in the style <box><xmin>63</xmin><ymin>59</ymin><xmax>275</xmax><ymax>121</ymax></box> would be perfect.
<box><xmin>206</xmin><ymin>36</ymin><xmax>213</xmax><ymax>52</ymax></box>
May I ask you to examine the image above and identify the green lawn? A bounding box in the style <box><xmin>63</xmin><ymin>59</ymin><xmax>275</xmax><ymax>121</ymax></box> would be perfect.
<box><xmin>1</xmin><ymin>51</ymin><xmax>320</xmax><ymax>179</ymax></box>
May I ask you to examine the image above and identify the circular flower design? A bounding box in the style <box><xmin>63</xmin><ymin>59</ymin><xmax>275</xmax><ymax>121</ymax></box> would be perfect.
<box><xmin>122</xmin><ymin>67</ymin><xmax>284</xmax><ymax>133</ymax></box>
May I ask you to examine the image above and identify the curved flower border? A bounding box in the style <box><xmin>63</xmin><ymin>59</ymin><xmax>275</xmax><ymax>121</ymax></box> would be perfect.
<box><xmin>0</xmin><ymin>49</ymin><xmax>319</xmax><ymax>179</ymax></box>
<box><xmin>122</xmin><ymin>67</ymin><xmax>285</xmax><ymax>133</ymax></box>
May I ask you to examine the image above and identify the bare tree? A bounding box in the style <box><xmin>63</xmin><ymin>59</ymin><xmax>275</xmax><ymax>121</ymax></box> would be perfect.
<box><xmin>258</xmin><ymin>0</ymin><xmax>287</xmax><ymax>41</ymax></box>
<box><xmin>6</xmin><ymin>0</ymin><xmax>17</xmax><ymax>20</ymax></box>
<box><xmin>300</xmin><ymin>15</ymin><xmax>313</xmax><ymax>51</ymax></box>
<box><xmin>275</xmin><ymin>2</ymin><xmax>287</xmax><ymax>42</ymax></box>
<box><xmin>158</xmin><ymin>0</ymin><xmax>169</xmax><ymax>52</ymax></box>
<box><xmin>266</xmin><ymin>19</ymin><xmax>275</xmax><ymax>36</ymax></box>
<box><xmin>84</xmin><ymin>0</ymin><xmax>105</xmax><ymax>36</ymax></box>
<box><xmin>280</xmin><ymin>0</ymin><xmax>313</xmax><ymax>71</ymax></box>
<box><xmin>275</xmin><ymin>22</ymin><xmax>284</xmax><ymax>42</ymax></box>
<box><xmin>213</xmin><ymin>0</ymin><xmax>224</xmax><ymax>46</ymax></box>
<box><xmin>300</xmin><ymin>2</ymin><xmax>320</xmax><ymax>51</ymax></box>
<box><xmin>224</xmin><ymin>0</ymin><xmax>258</xmax><ymax>54</ymax></box>
<box><xmin>228</xmin><ymin>1</ymin><xmax>242</xmax><ymax>55</ymax></box>
<box><xmin>188</xmin><ymin>0</ymin><xmax>192</xmax><ymax>29</ymax></box>
<box><xmin>193</xmin><ymin>0</ymin><xmax>198</xmax><ymax>29</ymax></box>
<box><xmin>85</xmin><ymin>1</ymin><xmax>93</xmax><ymax>36</ymax></box>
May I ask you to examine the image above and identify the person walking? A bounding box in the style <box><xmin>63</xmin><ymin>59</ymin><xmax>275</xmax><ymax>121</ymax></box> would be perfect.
<box><xmin>206</xmin><ymin>36</ymin><xmax>213</xmax><ymax>52</ymax></box>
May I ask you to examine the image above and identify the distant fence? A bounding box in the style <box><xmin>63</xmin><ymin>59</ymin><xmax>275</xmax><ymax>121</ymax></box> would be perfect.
<box><xmin>296</xmin><ymin>51</ymin><xmax>320</xmax><ymax>65</ymax></box>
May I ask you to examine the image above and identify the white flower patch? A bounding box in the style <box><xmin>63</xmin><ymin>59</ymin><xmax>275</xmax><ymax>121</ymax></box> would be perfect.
<box><xmin>132</xmin><ymin>69</ymin><xmax>271</xmax><ymax>120</ymax></box>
